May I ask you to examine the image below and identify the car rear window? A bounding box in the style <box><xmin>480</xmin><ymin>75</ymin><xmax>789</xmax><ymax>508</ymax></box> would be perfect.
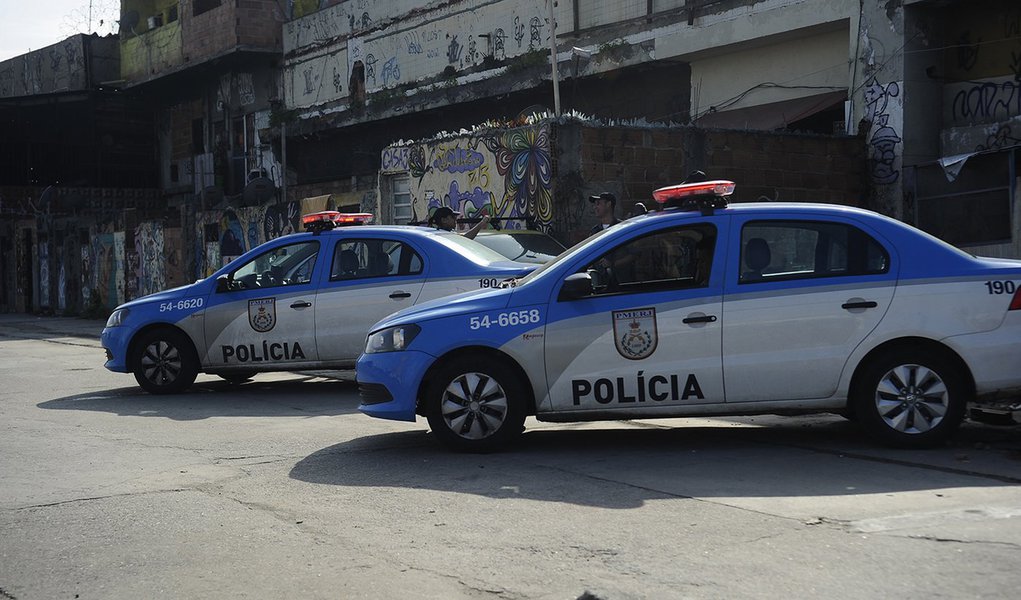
<box><xmin>438</xmin><ymin>232</ymin><xmax>520</xmax><ymax>263</ymax></box>
<box><xmin>476</xmin><ymin>232</ymin><xmax>565</xmax><ymax>262</ymax></box>
<box><xmin>739</xmin><ymin>220</ymin><xmax>890</xmax><ymax>283</ymax></box>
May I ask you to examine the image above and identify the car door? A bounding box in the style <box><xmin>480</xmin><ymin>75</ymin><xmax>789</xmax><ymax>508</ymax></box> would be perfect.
<box><xmin>543</xmin><ymin>222</ymin><xmax>725</xmax><ymax>412</ymax></box>
<box><xmin>314</xmin><ymin>237</ymin><xmax>427</xmax><ymax>364</ymax></box>
<box><xmin>203</xmin><ymin>239</ymin><xmax>321</xmax><ymax>368</ymax></box>
<box><xmin>721</xmin><ymin>217</ymin><xmax>896</xmax><ymax>402</ymax></box>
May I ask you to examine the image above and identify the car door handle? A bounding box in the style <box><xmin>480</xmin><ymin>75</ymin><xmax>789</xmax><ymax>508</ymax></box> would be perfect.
<box><xmin>389</xmin><ymin>291</ymin><xmax>412</xmax><ymax>299</ymax></box>
<box><xmin>841</xmin><ymin>301</ymin><xmax>878</xmax><ymax>310</ymax></box>
<box><xmin>290</xmin><ymin>301</ymin><xmax>312</xmax><ymax>309</ymax></box>
<box><xmin>682</xmin><ymin>314</ymin><xmax>717</xmax><ymax>324</ymax></box>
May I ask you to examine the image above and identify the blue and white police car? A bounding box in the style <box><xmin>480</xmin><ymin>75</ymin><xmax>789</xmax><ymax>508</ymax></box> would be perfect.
<box><xmin>102</xmin><ymin>212</ymin><xmax>536</xmax><ymax>394</ymax></box>
<box><xmin>357</xmin><ymin>181</ymin><xmax>1021</xmax><ymax>450</ymax></box>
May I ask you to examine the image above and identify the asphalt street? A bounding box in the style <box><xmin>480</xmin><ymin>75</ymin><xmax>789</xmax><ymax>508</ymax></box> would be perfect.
<box><xmin>1</xmin><ymin>314</ymin><xmax>1020</xmax><ymax>599</ymax></box>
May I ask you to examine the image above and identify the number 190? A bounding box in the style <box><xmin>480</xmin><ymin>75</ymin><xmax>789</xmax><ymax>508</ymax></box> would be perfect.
<box><xmin>985</xmin><ymin>280</ymin><xmax>1017</xmax><ymax>295</ymax></box>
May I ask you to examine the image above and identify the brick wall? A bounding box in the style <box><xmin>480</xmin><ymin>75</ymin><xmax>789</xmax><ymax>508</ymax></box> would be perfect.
<box><xmin>559</xmin><ymin>122</ymin><xmax>866</xmax><ymax>242</ymax></box>
<box><xmin>704</xmin><ymin>130</ymin><xmax>866</xmax><ymax>205</ymax></box>
<box><xmin>182</xmin><ymin>1</ymin><xmax>281</xmax><ymax>62</ymax></box>
<box><xmin>236</xmin><ymin>0</ymin><xmax>282</xmax><ymax>48</ymax></box>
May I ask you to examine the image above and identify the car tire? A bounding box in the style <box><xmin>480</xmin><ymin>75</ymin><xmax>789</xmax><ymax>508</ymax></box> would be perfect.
<box><xmin>853</xmin><ymin>348</ymin><xmax>967</xmax><ymax>448</ymax></box>
<box><xmin>425</xmin><ymin>357</ymin><xmax>527</xmax><ymax>452</ymax></box>
<box><xmin>132</xmin><ymin>329</ymin><xmax>199</xmax><ymax>394</ymax></box>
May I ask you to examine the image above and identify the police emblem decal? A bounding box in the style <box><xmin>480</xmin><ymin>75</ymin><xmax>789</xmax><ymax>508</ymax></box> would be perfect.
<box><xmin>612</xmin><ymin>308</ymin><xmax>658</xmax><ymax>360</ymax></box>
<box><xmin>248</xmin><ymin>298</ymin><xmax>276</xmax><ymax>333</ymax></box>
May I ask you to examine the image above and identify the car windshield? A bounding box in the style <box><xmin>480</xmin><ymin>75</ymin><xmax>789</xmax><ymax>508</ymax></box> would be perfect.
<box><xmin>512</xmin><ymin>225</ymin><xmax>618</xmax><ymax>285</ymax></box>
<box><xmin>475</xmin><ymin>231</ymin><xmax>566</xmax><ymax>263</ymax></box>
<box><xmin>434</xmin><ymin>231</ymin><xmax>518</xmax><ymax>263</ymax></box>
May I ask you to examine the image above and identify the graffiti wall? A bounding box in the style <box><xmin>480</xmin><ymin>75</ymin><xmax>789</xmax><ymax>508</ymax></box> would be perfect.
<box><xmin>0</xmin><ymin>37</ymin><xmax>88</xmax><ymax>98</ymax></box>
<box><xmin>863</xmin><ymin>78</ymin><xmax>903</xmax><ymax>186</ymax></box>
<box><xmin>88</xmin><ymin>232</ymin><xmax>126</xmax><ymax>309</ymax></box>
<box><xmin>38</xmin><ymin>242</ymin><xmax>50</xmax><ymax>308</ymax></box>
<box><xmin>193</xmin><ymin>202</ymin><xmax>301</xmax><ymax>277</ymax></box>
<box><xmin>135</xmin><ymin>221</ymin><xmax>166</xmax><ymax>297</ymax></box>
<box><xmin>940</xmin><ymin>0</ymin><xmax>1021</xmax><ymax>152</ymax></box>
<box><xmin>285</xmin><ymin>0</ymin><xmax>564</xmax><ymax>109</ymax></box>
<box><xmin>380</xmin><ymin>122</ymin><xmax>554</xmax><ymax>230</ymax></box>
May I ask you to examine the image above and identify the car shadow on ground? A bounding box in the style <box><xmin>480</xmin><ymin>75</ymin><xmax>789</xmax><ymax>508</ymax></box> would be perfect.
<box><xmin>289</xmin><ymin>417</ymin><xmax>1021</xmax><ymax>508</ymax></box>
<box><xmin>37</xmin><ymin>376</ymin><xmax>360</xmax><ymax>420</ymax></box>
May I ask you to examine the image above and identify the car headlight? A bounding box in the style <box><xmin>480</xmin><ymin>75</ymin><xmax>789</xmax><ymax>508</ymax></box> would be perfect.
<box><xmin>105</xmin><ymin>308</ymin><xmax>129</xmax><ymax>328</ymax></box>
<box><xmin>365</xmin><ymin>324</ymin><xmax>421</xmax><ymax>354</ymax></box>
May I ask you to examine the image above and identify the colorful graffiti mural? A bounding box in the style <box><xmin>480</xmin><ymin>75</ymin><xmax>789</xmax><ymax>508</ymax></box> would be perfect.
<box><xmin>135</xmin><ymin>221</ymin><xmax>166</xmax><ymax>297</ymax></box>
<box><xmin>193</xmin><ymin>202</ymin><xmax>301</xmax><ymax>277</ymax></box>
<box><xmin>382</xmin><ymin>122</ymin><xmax>554</xmax><ymax>231</ymax></box>
<box><xmin>88</xmin><ymin>232</ymin><xmax>125</xmax><ymax>309</ymax></box>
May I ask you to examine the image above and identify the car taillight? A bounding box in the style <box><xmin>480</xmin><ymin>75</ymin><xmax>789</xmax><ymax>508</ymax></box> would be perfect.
<box><xmin>1010</xmin><ymin>286</ymin><xmax>1021</xmax><ymax>310</ymax></box>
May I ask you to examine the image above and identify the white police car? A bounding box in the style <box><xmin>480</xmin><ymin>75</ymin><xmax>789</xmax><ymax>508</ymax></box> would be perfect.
<box><xmin>356</xmin><ymin>181</ymin><xmax>1021</xmax><ymax>450</ymax></box>
<box><xmin>102</xmin><ymin>212</ymin><xmax>536</xmax><ymax>394</ymax></box>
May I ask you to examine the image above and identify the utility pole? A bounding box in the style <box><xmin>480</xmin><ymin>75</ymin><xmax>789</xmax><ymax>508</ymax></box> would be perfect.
<box><xmin>547</xmin><ymin>0</ymin><xmax>561</xmax><ymax>116</ymax></box>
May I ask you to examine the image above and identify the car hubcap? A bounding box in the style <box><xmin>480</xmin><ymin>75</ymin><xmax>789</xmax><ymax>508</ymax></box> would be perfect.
<box><xmin>874</xmin><ymin>364</ymin><xmax>948</xmax><ymax>434</ymax></box>
<box><xmin>440</xmin><ymin>372</ymin><xmax>508</xmax><ymax>440</ymax></box>
<box><xmin>141</xmin><ymin>340</ymin><xmax>182</xmax><ymax>386</ymax></box>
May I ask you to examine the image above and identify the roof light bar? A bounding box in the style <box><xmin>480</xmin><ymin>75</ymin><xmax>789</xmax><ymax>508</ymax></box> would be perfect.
<box><xmin>302</xmin><ymin>211</ymin><xmax>374</xmax><ymax>233</ymax></box>
<box><xmin>652</xmin><ymin>180</ymin><xmax>736</xmax><ymax>204</ymax></box>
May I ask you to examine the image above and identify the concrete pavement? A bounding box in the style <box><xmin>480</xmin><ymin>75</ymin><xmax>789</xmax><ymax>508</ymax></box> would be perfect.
<box><xmin>0</xmin><ymin>313</ymin><xmax>105</xmax><ymax>340</ymax></box>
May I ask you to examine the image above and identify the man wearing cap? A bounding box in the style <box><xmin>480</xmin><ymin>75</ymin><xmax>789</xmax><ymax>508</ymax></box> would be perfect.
<box><xmin>589</xmin><ymin>192</ymin><xmax>621</xmax><ymax>235</ymax></box>
<box><xmin>428</xmin><ymin>206</ymin><xmax>491</xmax><ymax>240</ymax></box>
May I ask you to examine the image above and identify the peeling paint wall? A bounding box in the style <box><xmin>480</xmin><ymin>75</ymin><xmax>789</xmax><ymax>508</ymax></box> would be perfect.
<box><xmin>120</xmin><ymin>20</ymin><xmax>184</xmax><ymax>81</ymax></box>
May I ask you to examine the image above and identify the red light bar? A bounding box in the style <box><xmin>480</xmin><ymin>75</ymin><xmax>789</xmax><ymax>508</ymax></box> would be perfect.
<box><xmin>652</xmin><ymin>180</ymin><xmax>736</xmax><ymax>204</ymax></box>
<box><xmin>334</xmin><ymin>212</ymin><xmax>374</xmax><ymax>224</ymax></box>
<box><xmin>302</xmin><ymin>211</ymin><xmax>336</xmax><ymax>225</ymax></box>
<box><xmin>301</xmin><ymin>211</ymin><xmax>374</xmax><ymax>225</ymax></box>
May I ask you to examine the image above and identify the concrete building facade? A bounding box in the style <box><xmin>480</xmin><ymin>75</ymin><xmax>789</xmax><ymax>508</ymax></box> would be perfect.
<box><xmin>3</xmin><ymin>0</ymin><xmax>1020</xmax><ymax>314</ymax></box>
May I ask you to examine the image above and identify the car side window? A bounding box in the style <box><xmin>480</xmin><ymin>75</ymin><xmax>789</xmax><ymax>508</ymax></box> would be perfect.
<box><xmin>581</xmin><ymin>224</ymin><xmax>717</xmax><ymax>296</ymax></box>
<box><xmin>331</xmin><ymin>239</ymin><xmax>423</xmax><ymax>281</ymax></box>
<box><xmin>739</xmin><ymin>220</ymin><xmax>889</xmax><ymax>284</ymax></box>
<box><xmin>228</xmin><ymin>241</ymin><xmax>320</xmax><ymax>290</ymax></box>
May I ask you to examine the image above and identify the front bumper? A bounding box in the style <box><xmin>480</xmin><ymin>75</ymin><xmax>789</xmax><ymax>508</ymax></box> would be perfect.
<box><xmin>356</xmin><ymin>350</ymin><xmax>436</xmax><ymax>422</ymax></box>
<box><xmin>101</xmin><ymin>326</ymin><xmax>132</xmax><ymax>372</ymax></box>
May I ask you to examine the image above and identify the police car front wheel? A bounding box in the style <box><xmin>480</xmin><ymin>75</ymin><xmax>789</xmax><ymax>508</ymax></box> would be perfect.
<box><xmin>132</xmin><ymin>329</ymin><xmax>199</xmax><ymax>395</ymax></box>
<box><xmin>853</xmin><ymin>348</ymin><xmax>967</xmax><ymax>448</ymax></box>
<box><xmin>425</xmin><ymin>358</ymin><xmax>527</xmax><ymax>452</ymax></box>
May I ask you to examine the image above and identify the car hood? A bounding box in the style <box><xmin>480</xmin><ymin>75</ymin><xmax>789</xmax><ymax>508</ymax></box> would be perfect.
<box><xmin>370</xmin><ymin>286</ymin><xmax>514</xmax><ymax>331</ymax></box>
<box><xmin>114</xmin><ymin>281</ymin><xmax>205</xmax><ymax>310</ymax></box>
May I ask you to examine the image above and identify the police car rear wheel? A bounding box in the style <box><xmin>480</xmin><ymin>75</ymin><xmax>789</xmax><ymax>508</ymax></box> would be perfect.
<box><xmin>426</xmin><ymin>359</ymin><xmax>526</xmax><ymax>452</ymax></box>
<box><xmin>854</xmin><ymin>349</ymin><xmax>966</xmax><ymax>448</ymax></box>
<box><xmin>132</xmin><ymin>329</ymin><xmax>198</xmax><ymax>394</ymax></box>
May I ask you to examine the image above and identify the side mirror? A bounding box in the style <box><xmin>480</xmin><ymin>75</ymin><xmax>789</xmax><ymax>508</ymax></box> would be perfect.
<box><xmin>215</xmin><ymin>274</ymin><xmax>234</xmax><ymax>293</ymax></box>
<box><xmin>558</xmin><ymin>272</ymin><xmax>594</xmax><ymax>301</ymax></box>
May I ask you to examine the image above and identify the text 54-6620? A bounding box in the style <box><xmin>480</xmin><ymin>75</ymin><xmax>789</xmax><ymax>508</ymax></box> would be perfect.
<box><xmin>159</xmin><ymin>298</ymin><xmax>204</xmax><ymax>312</ymax></box>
